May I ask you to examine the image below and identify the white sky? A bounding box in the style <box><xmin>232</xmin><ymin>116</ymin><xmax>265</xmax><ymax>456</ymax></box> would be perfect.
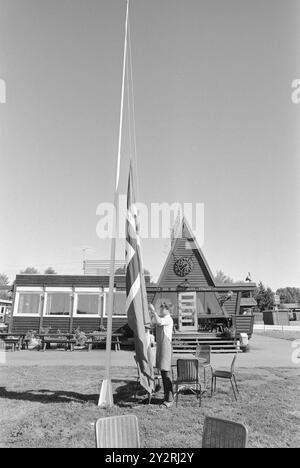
<box><xmin>0</xmin><ymin>0</ymin><xmax>299</xmax><ymax>290</ymax></box>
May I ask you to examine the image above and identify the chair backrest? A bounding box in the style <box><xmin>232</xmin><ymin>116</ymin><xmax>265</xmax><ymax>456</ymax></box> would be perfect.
<box><xmin>95</xmin><ymin>415</ymin><xmax>140</xmax><ymax>448</ymax></box>
<box><xmin>177</xmin><ymin>359</ymin><xmax>199</xmax><ymax>383</ymax></box>
<box><xmin>202</xmin><ymin>416</ymin><xmax>248</xmax><ymax>448</ymax></box>
<box><xmin>195</xmin><ymin>345</ymin><xmax>211</xmax><ymax>364</ymax></box>
<box><xmin>231</xmin><ymin>354</ymin><xmax>238</xmax><ymax>374</ymax></box>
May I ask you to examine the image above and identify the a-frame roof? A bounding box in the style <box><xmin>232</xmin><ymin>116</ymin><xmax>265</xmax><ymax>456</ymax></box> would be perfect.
<box><xmin>157</xmin><ymin>217</ymin><xmax>216</xmax><ymax>288</ymax></box>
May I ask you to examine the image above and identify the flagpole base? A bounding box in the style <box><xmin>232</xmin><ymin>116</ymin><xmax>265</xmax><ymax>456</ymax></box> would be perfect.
<box><xmin>98</xmin><ymin>379</ymin><xmax>114</xmax><ymax>408</ymax></box>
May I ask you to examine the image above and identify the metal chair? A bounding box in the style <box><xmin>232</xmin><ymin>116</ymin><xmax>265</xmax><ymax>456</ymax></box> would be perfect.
<box><xmin>95</xmin><ymin>415</ymin><xmax>140</xmax><ymax>448</ymax></box>
<box><xmin>195</xmin><ymin>344</ymin><xmax>212</xmax><ymax>390</ymax></box>
<box><xmin>174</xmin><ymin>359</ymin><xmax>202</xmax><ymax>407</ymax></box>
<box><xmin>202</xmin><ymin>416</ymin><xmax>248</xmax><ymax>448</ymax></box>
<box><xmin>211</xmin><ymin>354</ymin><xmax>239</xmax><ymax>401</ymax></box>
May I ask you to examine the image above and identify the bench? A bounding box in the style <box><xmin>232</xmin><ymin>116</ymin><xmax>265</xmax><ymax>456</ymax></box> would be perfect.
<box><xmin>40</xmin><ymin>335</ymin><xmax>76</xmax><ymax>352</ymax></box>
<box><xmin>1</xmin><ymin>335</ymin><xmax>23</xmax><ymax>352</ymax></box>
<box><xmin>86</xmin><ymin>333</ymin><xmax>121</xmax><ymax>352</ymax></box>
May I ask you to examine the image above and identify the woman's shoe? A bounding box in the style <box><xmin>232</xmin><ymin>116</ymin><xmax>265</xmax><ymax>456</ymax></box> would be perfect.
<box><xmin>160</xmin><ymin>401</ymin><xmax>174</xmax><ymax>408</ymax></box>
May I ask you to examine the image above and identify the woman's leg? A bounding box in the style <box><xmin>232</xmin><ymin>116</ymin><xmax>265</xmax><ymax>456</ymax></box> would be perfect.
<box><xmin>161</xmin><ymin>370</ymin><xmax>174</xmax><ymax>403</ymax></box>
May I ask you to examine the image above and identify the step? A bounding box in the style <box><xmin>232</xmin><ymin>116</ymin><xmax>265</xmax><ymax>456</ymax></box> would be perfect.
<box><xmin>173</xmin><ymin>338</ymin><xmax>240</xmax><ymax>354</ymax></box>
<box><xmin>173</xmin><ymin>342</ymin><xmax>234</xmax><ymax>347</ymax></box>
<box><xmin>173</xmin><ymin>343</ymin><xmax>239</xmax><ymax>350</ymax></box>
<box><xmin>173</xmin><ymin>348</ymin><xmax>242</xmax><ymax>354</ymax></box>
<box><xmin>173</xmin><ymin>339</ymin><xmax>236</xmax><ymax>344</ymax></box>
<box><xmin>173</xmin><ymin>337</ymin><xmax>229</xmax><ymax>341</ymax></box>
<box><xmin>173</xmin><ymin>343</ymin><xmax>238</xmax><ymax>350</ymax></box>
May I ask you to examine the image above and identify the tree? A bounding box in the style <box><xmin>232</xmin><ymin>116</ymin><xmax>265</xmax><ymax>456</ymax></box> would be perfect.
<box><xmin>115</xmin><ymin>266</ymin><xmax>151</xmax><ymax>277</ymax></box>
<box><xmin>0</xmin><ymin>274</ymin><xmax>9</xmax><ymax>286</ymax></box>
<box><xmin>276</xmin><ymin>287</ymin><xmax>300</xmax><ymax>304</ymax></box>
<box><xmin>253</xmin><ymin>282</ymin><xmax>275</xmax><ymax>312</ymax></box>
<box><xmin>44</xmin><ymin>267</ymin><xmax>57</xmax><ymax>275</ymax></box>
<box><xmin>215</xmin><ymin>270</ymin><xmax>235</xmax><ymax>285</ymax></box>
<box><xmin>20</xmin><ymin>267</ymin><xmax>40</xmax><ymax>275</ymax></box>
<box><xmin>115</xmin><ymin>265</ymin><xmax>126</xmax><ymax>275</ymax></box>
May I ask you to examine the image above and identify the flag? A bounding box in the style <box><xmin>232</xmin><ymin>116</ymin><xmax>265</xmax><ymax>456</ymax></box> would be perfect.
<box><xmin>126</xmin><ymin>163</ymin><xmax>154</xmax><ymax>394</ymax></box>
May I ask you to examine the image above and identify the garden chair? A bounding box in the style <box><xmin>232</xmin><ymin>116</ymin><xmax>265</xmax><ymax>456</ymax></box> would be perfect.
<box><xmin>211</xmin><ymin>354</ymin><xmax>239</xmax><ymax>401</ymax></box>
<box><xmin>195</xmin><ymin>344</ymin><xmax>212</xmax><ymax>390</ymax></box>
<box><xmin>95</xmin><ymin>415</ymin><xmax>140</xmax><ymax>448</ymax></box>
<box><xmin>174</xmin><ymin>359</ymin><xmax>202</xmax><ymax>407</ymax></box>
<box><xmin>134</xmin><ymin>356</ymin><xmax>159</xmax><ymax>404</ymax></box>
<box><xmin>202</xmin><ymin>416</ymin><xmax>248</xmax><ymax>448</ymax></box>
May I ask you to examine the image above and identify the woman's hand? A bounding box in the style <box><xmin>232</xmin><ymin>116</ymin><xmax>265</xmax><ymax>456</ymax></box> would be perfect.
<box><xmin>148</xmin><ymin>303</ymin><xmax>155</xmax><ymax>315</ymax></box>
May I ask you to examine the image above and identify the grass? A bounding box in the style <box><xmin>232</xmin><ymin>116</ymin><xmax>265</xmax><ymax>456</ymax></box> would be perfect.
<box><xmin>0</xmin><ymin>365</ymin><xmax>299</xmax><ymax>448</ymax></box>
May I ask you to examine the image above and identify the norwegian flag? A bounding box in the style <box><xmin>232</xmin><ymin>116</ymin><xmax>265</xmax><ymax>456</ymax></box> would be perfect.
<box><xmin>126</xmin><ymin>164</ymin><xmax>154</xmax><ymax>394</ymax></box>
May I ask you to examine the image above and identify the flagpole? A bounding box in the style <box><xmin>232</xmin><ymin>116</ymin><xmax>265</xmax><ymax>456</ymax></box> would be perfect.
<box><xmin>98</xmin><ymin>0</ymin><xmax>130</xmax><ymax>408</ymax></box>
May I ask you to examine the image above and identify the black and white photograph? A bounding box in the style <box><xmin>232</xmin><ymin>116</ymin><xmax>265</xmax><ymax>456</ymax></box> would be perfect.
<box><xmin>0</xmin><ymin>0</ymin><xmax>299</xmax><ymax>451</ymax></box>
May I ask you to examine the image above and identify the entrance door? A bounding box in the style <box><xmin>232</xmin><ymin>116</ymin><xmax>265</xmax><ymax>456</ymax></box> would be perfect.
<box><xmin>178</xmin><ymin>292</ymin><xmax>198</xmax><ymax>332</ymax></box>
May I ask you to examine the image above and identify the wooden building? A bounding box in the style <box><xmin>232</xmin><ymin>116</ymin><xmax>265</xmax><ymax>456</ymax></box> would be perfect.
<box><xmin>9</xmin><ymin>219</ymin><xmax>257</xmax><ymax>337</ymax></box>
<box><xmin>0</xmin><ymin>299</ymin><xmax>12</xmax><ymax>324</ymax></box>
<box><xmin>9</xmin><ymin>274</ymin><xmax>132</xmax><ymax>335</ymax></box>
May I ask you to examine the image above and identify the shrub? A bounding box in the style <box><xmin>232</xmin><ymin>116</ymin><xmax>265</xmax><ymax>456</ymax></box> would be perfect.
<box><xmin>74</xmin><ymin>327</ymin><xmax>87</xmax><ymax>346</ymax></box>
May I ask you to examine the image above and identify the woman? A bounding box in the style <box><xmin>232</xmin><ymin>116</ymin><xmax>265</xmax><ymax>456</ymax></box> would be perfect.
<box><xmin>149</xmin><ymin>303</ymin><xmax>174</xmax><ymax>408</ymax></box>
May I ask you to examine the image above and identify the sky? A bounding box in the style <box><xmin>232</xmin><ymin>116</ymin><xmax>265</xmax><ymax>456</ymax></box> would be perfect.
<box><xmin>0</xmin><ymin>0</ymin><xmax>299</xmax><ymax>290</ymax></box>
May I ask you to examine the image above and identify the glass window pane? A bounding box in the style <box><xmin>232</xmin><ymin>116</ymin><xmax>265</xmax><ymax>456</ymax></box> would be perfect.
<box><xmin>108</xmin><ymin>292</ymin><xmax>127</xmax><ymax>316</ymax></box>
<box><xmin>199</xmin><ymin>292</ymin><xmax>224</xmax><ymax>315</ymax></box>
<box><xmin>46</xmin><ymin>293</ymin><xmax>71</xmax><ymax>316</ymax></box>
<box><xmin>77</xmin><ymin>294</ymin><xmax>100</xmax><ymax>315</ymax></box>
<box><xmin>17</xmin><ymin>293</ymin><xmax>40</xmax><ymax>315</ymax></box>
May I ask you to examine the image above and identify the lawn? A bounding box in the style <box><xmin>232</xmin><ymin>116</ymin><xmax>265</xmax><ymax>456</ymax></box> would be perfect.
<box><xmin>0</xmin><ymin>365</ymin><xmax>299</xmax><ymax>448</ymax></box>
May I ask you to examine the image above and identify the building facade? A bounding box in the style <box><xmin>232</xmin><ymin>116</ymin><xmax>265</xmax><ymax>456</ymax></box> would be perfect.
<box><xmin>9</xmin><ymin>219</ymin><xmax>257</xmax><ymax>335</ymax></box>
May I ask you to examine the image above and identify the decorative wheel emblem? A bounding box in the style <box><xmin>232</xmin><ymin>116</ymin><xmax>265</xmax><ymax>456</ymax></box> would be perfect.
<box><xmin>173</xmin><ymin>257</ymin><xmax>193</xmax><ymax>277</ymax></box>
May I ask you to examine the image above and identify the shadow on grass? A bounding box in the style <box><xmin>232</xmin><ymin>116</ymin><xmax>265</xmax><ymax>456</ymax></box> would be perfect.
<box><xmin>114</xmin><ymin>380</ymin><xmax>162</xmax><ymax>408</ymax></box>
<box><xmin>0</xmin><ymin>386</ymin><xmax>100</xmax><ymax>404</ymax></box>
<box><xmin>0</xmin><ymin>379</ymin><xmax>162</xmax><ymax>407</ymax></box>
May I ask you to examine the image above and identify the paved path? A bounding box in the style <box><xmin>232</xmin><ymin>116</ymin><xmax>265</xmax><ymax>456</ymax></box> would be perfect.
<box><xmin>1</xmin><ymin>334</ymin><xmax>299</xmax><ymax>369</ymax></box>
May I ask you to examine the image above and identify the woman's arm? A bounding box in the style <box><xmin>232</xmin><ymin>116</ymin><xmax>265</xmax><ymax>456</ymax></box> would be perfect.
<box><xmin>149</xmin><ymin>304</ymin><xmax>169</xmax><ymax>326</ymax></box>
<box><xmin>149</xmin><ymin>304</ymin><xmax>161</xmax><ymax>324</ymax></box>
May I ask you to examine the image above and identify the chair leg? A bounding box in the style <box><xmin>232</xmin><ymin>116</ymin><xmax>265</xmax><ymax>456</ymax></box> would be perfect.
<box><xmin>209</xmin><ymin>366</ymin><xmax>213</xmax><ymax>393</ymax></box>
<box><xmin>211</xmin><ymin>376</ymin><xmax>214</xmax><ymax>396</ymax></box>
<box><xmin>175</xmin><ymin>384</ymin><xmax>179</xmax><ymax>407</ymax></box>
<box><xmin>135</xmin><ymin>379</ymin><xmax>139</xmax><ymax>400</ymax></box>
<box><xmin>199</xmin><ymin>383</ymin><xmax>202</xmax><ymax>407</ymax></box>
<box><xmin>233</xmin><ymin>374</ymin><xmax>239</xmax><ymax>393</ymax></box>
<box><xmin>230</xmin><ymin>378</ymin><xmax>238</xmax><ymax>401</ymax></box>
<box><xmin>148</xmin><ymin>392</ymin><xmax>152</xmax><ymax>405</ymax></box>
<box><xmin>214</xmin><ymin>376</ymin><xmax>217</xmax><ymax>393</ymax></box>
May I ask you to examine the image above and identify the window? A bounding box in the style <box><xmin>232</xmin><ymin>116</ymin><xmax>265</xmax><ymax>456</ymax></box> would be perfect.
<box><xmin>105</xmin><ymin>292</ymin><xmax>127</xmax><ymax>317</ymax></box>
<box><xmin>242</xmin><ymin>291</ymin><xmax>251</xmax><ymax>298</ymax></box>
<box><xmin>17</xmin><ymin>293</ymin><xmax>41</xmax><ymax>315</ymax></box>
<box><xmin>76</xmin><ymin>294</ymin><xmax>101</xmax><ymax>316</ymax></box>
<box><xmin>200</xmin><ymin>292</ymin><xmax>224</xmax><ymax>315</ymax></box>
<box><xmin>46</xmin><ymin>293</ymin><xmax>71</xmax><ymax>316</ymax></box>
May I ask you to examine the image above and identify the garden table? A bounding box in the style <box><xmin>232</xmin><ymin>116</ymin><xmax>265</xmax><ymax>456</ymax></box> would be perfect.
<box><xmin>86</xmin><ymin>333</ymin><xmax>122</xmax><ymax>352</ymax></box>
<box><xmin>38</xmin><ymin>334</ymin><xmax>76</xmax><ymax>352</ymax></box>
<box><xmin>0</xmin><ymin>334</ymin><xmax>24</xmax><ymax>351</ymax></box>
